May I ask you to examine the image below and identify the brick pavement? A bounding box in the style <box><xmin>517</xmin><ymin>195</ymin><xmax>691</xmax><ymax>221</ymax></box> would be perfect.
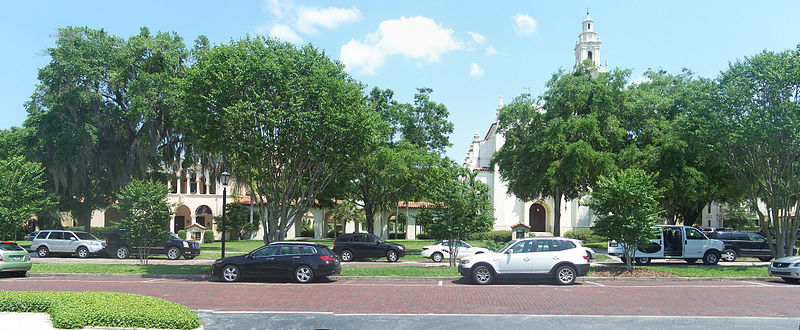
<box><xmin>1</xmin><ymin>276</ymin><xmax>798</xmax><ymax>317</ymax></box>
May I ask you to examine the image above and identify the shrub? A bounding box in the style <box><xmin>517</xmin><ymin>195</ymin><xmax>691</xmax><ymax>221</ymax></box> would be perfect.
<box><xmin>301</xmin><ymin>223</ymin><xmax>314</xmax><ymax>237</ymax></box>
<box><xmin>203</xmin><ymin>229</ymin><xmax>214</xmax><ymax>243</ymax></box>
<box><xmin>468</xmin><ymin>230</ymin><xmax>512</xmax><ymax>243</ymax></box>
<box><xmin>389</xmin><ymin>233</ymin><xmax>406</xmax><ymax>239</ymax></box>
<box><xmin>0</xmin><ymin>291</ymin><xmax>201</xmax><ymax>329</ymax></box>
<box><xmin>563</xmin><ymin>228</ymin><xmax>606</xmax><ymax>243</ymax></box>
<box><xmin>415</xmin><ymin>232</ymin><xmax>430</xmax><ymax>239</ymax></box>
<box><xmin>64</xmin><ymin>226</ymin><xmax>118</xmax><ymax>239</ymax></box>
<box><xmin>177</xmin><ymin>230</ymin><xmax>186</xmax><ymax>240</ymax></box>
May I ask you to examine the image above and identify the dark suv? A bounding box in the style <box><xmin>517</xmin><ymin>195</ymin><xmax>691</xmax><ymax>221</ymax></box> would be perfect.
<box><xmin>332</xmin><ymin>233</ymin><xmax>406</xmax><ymax>262</ymax></box>
<box><xmin>707</xmin><ymin>231</ymin><xmax>774</xmax><ymax>262</ymax></box>
<box><xmin>105</xmin><ymin>229</ymin><xmax>201</xmax><ymax>260</ymax></box>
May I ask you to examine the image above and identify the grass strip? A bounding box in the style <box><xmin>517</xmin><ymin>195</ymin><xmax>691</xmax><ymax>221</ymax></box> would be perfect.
<box><xmin>640</xmin><ymin>265</ymin><xmax>769</xmax><ymax>277</ymax></box>
<box><xmin>340</xmin><ymin>266</ymin><xmax>460</xmax><ymax>277</ymax></box>
<box><xmin>31</xmin><ymin>263</ymin><xmax>209</xmax><ymax>275</ymax></box>
<box><xmin>0</xmin><ymin>291</ymin><xmax>201</xmax><ymax>329</ymax></box>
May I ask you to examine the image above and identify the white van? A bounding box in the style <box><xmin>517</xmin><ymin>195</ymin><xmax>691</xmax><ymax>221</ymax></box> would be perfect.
<box><xmin>607</xmin><ymin>225</ymin><xmax>725</xmax><ymax>265</ymax></box>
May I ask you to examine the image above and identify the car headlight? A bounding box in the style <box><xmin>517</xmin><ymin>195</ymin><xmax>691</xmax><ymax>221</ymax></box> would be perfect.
<box><xmin>183</xmin><ymin>241</ymin><xmax>189</xmax><ymax>248</ymax></box>
<box><xmin>792</xmin><ymin>262</ymin><xmax>800</xmax><ymax>267</ymax></box>
<box><xmin>214</xmin><ymin>259</ymin><xmax>223</xmax><ymax>264</ymax></box>
<box><xmin>398</xmin><ymin>246</ymin><xmax>404</xmax><ymax>250</ymax></box>
<box><xmin>460</xmin><ymin>259</ymin><xmax>471</xmax><ymax>265</ymax></box>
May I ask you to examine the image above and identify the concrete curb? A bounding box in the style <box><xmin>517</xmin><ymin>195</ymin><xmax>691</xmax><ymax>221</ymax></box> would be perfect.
<box><xmin>26</xmin><ymin>273</ymin><xmax>776</xmax><ymax>282</ymax></box>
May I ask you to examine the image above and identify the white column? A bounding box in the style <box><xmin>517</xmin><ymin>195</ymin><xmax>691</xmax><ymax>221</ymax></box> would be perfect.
<box><xmin>311</xmin><ymin>208</ymin><xmax>326</xmax><ymax>239</ymax></box>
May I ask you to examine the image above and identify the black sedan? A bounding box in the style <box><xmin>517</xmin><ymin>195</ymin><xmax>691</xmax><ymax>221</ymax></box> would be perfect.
<box><xmin>212</xmin><ymin>242</ymin><xmax>340</xmax><ymax>283</ymax></box>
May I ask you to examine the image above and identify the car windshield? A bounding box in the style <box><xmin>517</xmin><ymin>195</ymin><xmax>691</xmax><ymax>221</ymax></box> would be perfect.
<box><xmin>0</xmin><ymin>243</ymin><xmax>24</xmax><ymax>251</ymax></box>
<box><xmin>495</xmin><ymin>240</ymin><xmax>518</xmax><ymax>253</ymax></box>
<box><xmin>169</xmin><ymin>232</ymin><xmax>181</xmax><ymax>240</ymax></box>
<box><xmin>74</xmin><ymin>232</ymin><xmax>99</xmax><ymax>240</ymax></box>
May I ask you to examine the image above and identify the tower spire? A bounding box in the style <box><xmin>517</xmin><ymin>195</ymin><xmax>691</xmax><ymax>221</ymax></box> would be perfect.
<box><xmin>496</xmin><ymin>96</ymin><xmax>504</xmax><ymax>119</ymax></box>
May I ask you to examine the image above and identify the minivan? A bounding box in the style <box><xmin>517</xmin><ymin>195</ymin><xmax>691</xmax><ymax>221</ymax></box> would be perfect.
<box><xmin>607</xmin><ymin>225</ymin><xmax>725</xmax><ymax>265</ymax></box>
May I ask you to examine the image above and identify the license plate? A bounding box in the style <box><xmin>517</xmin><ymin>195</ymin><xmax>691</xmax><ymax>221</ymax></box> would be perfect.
<box><xmin>12</xmin><ymin>256</ymin><xmax>22</xmax><ymax>261</ymax></box>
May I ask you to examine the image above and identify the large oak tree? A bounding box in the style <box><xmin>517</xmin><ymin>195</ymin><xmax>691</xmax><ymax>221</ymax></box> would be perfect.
<box><xmin>182</xmin><ymin>36</ymin><xmax>382</xmax><ymax>243</ymax></box>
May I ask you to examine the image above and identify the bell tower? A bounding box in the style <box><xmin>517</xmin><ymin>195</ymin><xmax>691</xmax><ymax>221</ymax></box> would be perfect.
<box><xmin>574</xmin><ymin>11</ymin><xmax>606</xmax><ymax>72</ymax></box>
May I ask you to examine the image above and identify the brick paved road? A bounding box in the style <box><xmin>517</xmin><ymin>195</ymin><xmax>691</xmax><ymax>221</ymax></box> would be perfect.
<box><xmin>1</xmin><ymin>276</ymin><xmax>798</xmax><ymax>317</ymax></box>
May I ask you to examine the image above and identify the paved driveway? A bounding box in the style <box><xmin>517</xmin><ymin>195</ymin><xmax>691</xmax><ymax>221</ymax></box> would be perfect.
<box><xmin>1</xmin><ymin>276</ymin><xmax>798</xmax><ymax>317</ymax></box>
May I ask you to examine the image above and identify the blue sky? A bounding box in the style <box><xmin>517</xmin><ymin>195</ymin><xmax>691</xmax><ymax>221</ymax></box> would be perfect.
<box><xmin>2</xmin><ymin>1</ymin><xmax>799</xmax><ymax>161</ymax></box>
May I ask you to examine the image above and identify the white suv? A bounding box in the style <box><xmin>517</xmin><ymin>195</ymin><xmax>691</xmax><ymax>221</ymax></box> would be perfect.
<box><xmin>458</xmin><ymin>237</ymin><xmax>590</xmax><ymax>285</ymax></box>
<box><xmin>30</xmin><ymin>230</ymin><xmax>106</xmax><ymax>258</ymax></box>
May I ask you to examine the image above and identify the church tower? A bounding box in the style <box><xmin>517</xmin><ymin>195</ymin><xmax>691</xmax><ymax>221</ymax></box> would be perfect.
<box><xmin>574</xmin><ymin>11</ymin><xmax>607</xmax><ymax>72</ymax></box>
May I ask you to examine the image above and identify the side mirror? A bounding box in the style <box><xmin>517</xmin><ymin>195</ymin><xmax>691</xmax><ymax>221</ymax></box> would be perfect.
<box><xmin>246</xmin><ymin>253</ymin><xmax>253</xmax><ymax>259</ymax></box>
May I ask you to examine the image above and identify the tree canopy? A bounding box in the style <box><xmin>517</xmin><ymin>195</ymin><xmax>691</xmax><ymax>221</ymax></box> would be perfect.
<box><xmin>181</xmin><ymin>36</ymin><xmax>382</xmax><ymax>243</ymax></box>
<box><xmin>493</xmin><ymin>62</ymin><xmax>628</xmax><ymax>236</ymax></box>
<box><xmin>24</xmin><ymin>26</ymin><xmax>188</xmax><ymax>231</ymax></box>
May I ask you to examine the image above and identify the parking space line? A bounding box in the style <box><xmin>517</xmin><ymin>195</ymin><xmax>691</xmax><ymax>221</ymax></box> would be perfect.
<box><xmin>739</xmin><ymin>281</ymin><xmax>774</xmax><ymax>287</ymax></box>
<box><xmin>584</xmin><ymin>281</ymin><xmax>605</xmax><ymax>286</ymax></box>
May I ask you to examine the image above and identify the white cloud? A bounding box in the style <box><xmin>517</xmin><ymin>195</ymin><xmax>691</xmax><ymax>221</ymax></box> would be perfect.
<box><xmin>269</xmin><ymin>24</ymin><xmax>303</xmax><ymax>43</ymax></box>
<box><xmin>470</xmin><ymin>63</ymin><xmax>484</xmax><ymax>77</ymax></box>
<box><xmin>295</xmin><ymin>6</ymin><xmax>361</xmax><ymax>35</ymax></box>
<box><xmin>264</xmin><ymin>0</ymin><xmax>291</xmax><ymax>18</ymax></box>
<box><xmin>511</xmin><ymin>14</ymin><xmax>537</xmax><ymax>36</ymax></box>
<box><xmin>340</xmin><ymin>16</ymin><xmax>463</xmax><ymax>75</ymax></box>
<box><xmin>629</xmin><ymin>75</ymin><xmax>652</xmax><ymax>86</ymax></box>
<box><xmin>468</xmin><ymin>32</ymin><xmax>487</xmax><ymax>44</ymax></box>
<box><xmin>485</xmin><ymin>46</ymin><xmax>498</xmax><ymax>56</ymax></box>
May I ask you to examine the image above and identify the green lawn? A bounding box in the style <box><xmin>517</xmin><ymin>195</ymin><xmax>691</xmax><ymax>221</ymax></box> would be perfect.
<box><xmin>31</xmin><ymin>263</ymin><xmax>209</xmax><ymax>275</ymax></box>
<box><xmin>640</xmin><ymin>265</ymin><xmax>769</xmax><ymax>277</ymax></box>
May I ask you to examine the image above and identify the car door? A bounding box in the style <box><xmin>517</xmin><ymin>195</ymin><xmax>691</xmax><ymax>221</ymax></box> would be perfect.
<box><xmin>272</xmin><ymin>245</ymin><xmax>301</xmax><ymax>278</ymax></box>
<box><xmin>531</xmin><ymin>240</ymin><xmax>563</xmax><ymax>273</ymax></box>
<box><xmin>64</xmin><ymin>232</ymin><xmax>81</xmax><ymax>253</ymax></box>
<box><xmin>500</xmin><ymin>240</ymin><xmax>534</xmax><ymax>274</ymax></box>
<box><xmin>747</xmin><ymin>233</ymin><xmax>769</xmax><ymax>256</ymax></box>
<box><xmin>363</xmin><ymin>234</ymin><xmax>383</xmax><ymax>257</ymax></box>
<box><xmin>46</xmin><ymin>231</ymin><xmax>64</xmax><ymax>252</ymax></box>
<box><xmin>683</xmin><ymin>227</ymin><xmax>707</xmax><ymax>257</ymax></box>
<box><xmin>244</xmin><ymin>245</ymin><xmax>281</xmax><ymax>279</ymax></box>
<box><xmin>456</xmin><ymin>241</ymin><xmax>475</xmax><ymax>258</ymax></box>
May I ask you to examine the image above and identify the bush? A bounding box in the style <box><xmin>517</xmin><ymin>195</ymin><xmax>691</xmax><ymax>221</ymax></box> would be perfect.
<box><xmin>563</xmin><ymin>228</ymin><xmax>605</xmax><ymax>243</ymax></box>
<box><xmin>389</xmin><ymin>233</ymin><xmax>406</xmax><ymax>239</ymax></box>
<box><xmin>64</xmin><ymin>226</ymin><xmax>118</xmax><ymax>239</ymax></box>
<box><xmin>468</xmin><ymin>230</ymin><xmax>512</xmax><ymax>243</ymax></box>
<box><xmin>203</xmin><ymin>229</ymin><xmax>214</xmax><ymax>243</ymax></box>
<box><xmin>415</xmin><ymin>232</ymin><xmax>430</xmax><ymax>239</ymax></box>
<box><xmin>0</xmin><ymin>291</ymin><xmax>201</xmax><ymax>329</ymax></box>
<box><xmin>301</xmin><ymin>223</ymin><xmax>314</xmax><ymax>237</ymax></box>
<box><xmin>177</xmin><ymin>230</ymin><xmax>186</xmax><ymax>240</ymax></box>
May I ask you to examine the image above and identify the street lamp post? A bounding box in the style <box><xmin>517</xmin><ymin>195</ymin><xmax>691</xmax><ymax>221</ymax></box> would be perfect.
<box><xmin>219</xmin><ymin>171</ymin><xmax>231</xmax><ymax>259</ymax></box>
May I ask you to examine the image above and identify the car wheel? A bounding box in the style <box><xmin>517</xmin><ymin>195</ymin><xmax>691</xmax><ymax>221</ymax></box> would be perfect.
<box><xmin>221</xmin><ymin>264</ymin><xmax>240</xmax><ymax>282</ymax></box>
<box><xmin>167</xmin><ymin>247</ymin><xmax>181</xmax><ymax>260</ymax></box>
<box><xmin>553</xmin><ymin>265</ymin><xmax>577</xmax><ymax>285</ymax></box>
<box><xmin>76</xmin><ymin>246</ymin><xmax>89</xmax><ymax>258</ymax></box>
<box><xmin>386</xmin><ymin>250</ymin><xmax>399</xmax><ymax>262</ymax></box>
<box><xmin>472</xmin><ymin>265</ymin><xmax>494</xmax><ymax>285</ymax></box>
<box><xmin>702</xmin><ymin>250</ymin><xmax>721</xmax><ymax>265</ymax></box>
<box><xmin>340</xmin><ymin>250</ymin><xmax>354</xmax><ymax>262</ymax></box>
<box><xmin>635</xmin><ymin>257</ymin><xmax>651</xmax><ymax>265</ymax></box>
<box><xmin>37</xmin><ymin>246</ymin><xmax>50</xmax><ymax>258</ymax></box>
<box><xmin>432</xmin><ymin>252</ymin><xmax>444</xmax><ymax>263</ymax></box>
<box><xmin>722</xmin><ymin>249</ymin><xmax>737</xmax><ymax>262</ymax></box>
<box><xmin>781</xmin><ymin>277</ymin><xmax>799</xmax><ymax>284</ymax></box>
<box><xmin>116</xmin><ymin>246</ymin><xmax>130</xmax><ymax>259</ymax></box>
<box><xmin>758</xmin><ymin>257</ymin><xmax>773</xmax><ymax>262</ymax></box>
<box><xmin>684</xmin><ymin>258</ymin><xmax>698</xmax><ymax>264</ymax></box>
<box><xmin>294</xmin><ymin>265</ymin><xmax>314</xmax><ymax>283</ymax></box>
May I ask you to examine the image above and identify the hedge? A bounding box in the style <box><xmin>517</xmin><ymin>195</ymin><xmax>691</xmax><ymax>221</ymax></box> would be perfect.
<box><xmin>0</xmin><ymin>291</ymin><xmax>201</xmax><ymax>329</ymax></box>
<box><xmin>203</xmin><ymin>229</ymin><xmax>214</xmax><ymax>243</ymax></box>
<box><xmin>563</xmin><ymin>228</ymin><xmax>606</xmax><ymax>243</ymax></box>
<box><xmin>63</xmin><ymin>226</ymin><xmax>118</xmax><ymax>239</ymax></box>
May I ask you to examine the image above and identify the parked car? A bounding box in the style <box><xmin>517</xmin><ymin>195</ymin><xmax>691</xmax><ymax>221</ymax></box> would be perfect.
<box><xmin>30</xmin><ymin>230</ymin><xmax>106</xmax><ymax>258</ymax></box>
<box><xmin>332</xmin><ymin>233</ymin><xmax>406</xmax><ymax>262</ymax></box>
<box><xmin>23</xmin><ymin>231</ymin><xmax>40</xmax><ymax>241</ymax></box>
<box><xmin>768</xmin><ymin>256</ymin><xmax>800</xmax><ymax>283</ymax></box>
<box><xmin>212</xmin><ymin>242</ymin><xmax>340</xmax><ymax>283</ymax></box>
<box><xmin>105</xmin><ymin>229</ymin><xmax>201</xmax><ymax>260</ymax></box>
<box><xmin>0</xmin><ymin>242</ymin><xmax>32</xmax><ymax>277</ymax></box>
<box><xmin>421</xmin><ymin>240</ymin><xmax>490</xmax><ymax>262</ymax></box>
<box><xmin>607</xmin><ymin>225</ymin><xmax>724</xmax><ymax>265</ymax></box>
<box><xmin>458</xmin><ymin>237</ymin><xmax>590</xmax><ymax>285</ymax></box>
<box><xmin>706</xmin><ymin>231</ymin><xmax>775</xmax><ymax>262</ymax></box>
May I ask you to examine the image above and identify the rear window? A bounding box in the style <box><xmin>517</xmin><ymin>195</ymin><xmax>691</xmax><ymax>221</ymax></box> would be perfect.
<box><xmin>317</xmin><ymin>245</ymin><xmax>334</xmax><ymax>256</ymax></box>
<box><xmin>336</xmin><ymin>235</ymin><xmax>352</xmax><ymax>242</ymax></box>
<box><xmin>0</xmin><ymin>243</ymin><xmax>24</xmax><ymax>251</ymax></box>
<box><xmin>558</xmin><ymin>240</ymin><xmax>577</xmax><ymax>250</ymax></box>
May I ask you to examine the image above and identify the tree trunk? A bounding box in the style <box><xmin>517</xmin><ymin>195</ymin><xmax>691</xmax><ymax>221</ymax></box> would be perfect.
<box><xmin>553</xmin><ymin>188</ymin><xmax>562</xmax><ymax>237</ymax></box>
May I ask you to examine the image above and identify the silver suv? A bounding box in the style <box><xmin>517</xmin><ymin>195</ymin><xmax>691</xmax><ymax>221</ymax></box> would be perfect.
<box><xmin>458</xmin><ymin>237</ymin><xmax>590</xmax><ymax>285</ymax></box>
<box><xmin>30</xmin><ymin>230</ymin><xmax>106</xmax><ymax>258</ymax></box>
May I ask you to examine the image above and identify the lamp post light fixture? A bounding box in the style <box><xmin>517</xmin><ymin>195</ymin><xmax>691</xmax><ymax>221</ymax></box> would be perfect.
<box><xmin>219</xmin><ymin>171</ymin><xmax>231</xmax><ymax>259</ymax></box>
